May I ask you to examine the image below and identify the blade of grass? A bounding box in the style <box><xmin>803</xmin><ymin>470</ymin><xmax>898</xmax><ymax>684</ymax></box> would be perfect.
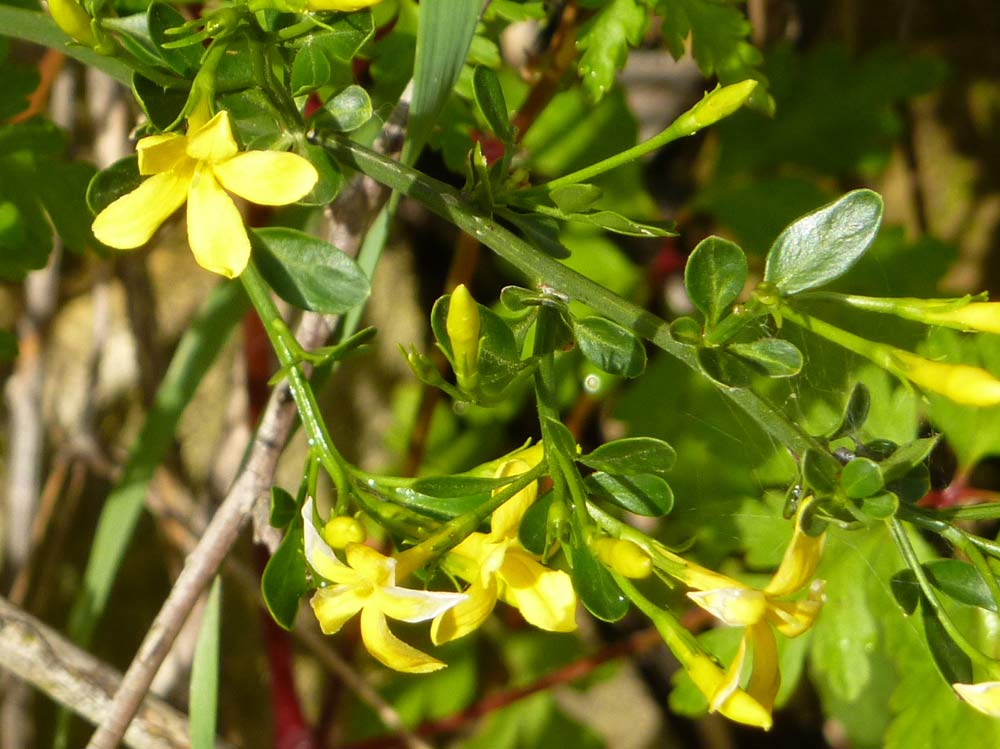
<box><xmin>190</xmin><ymin>577</ymin><xmax>222</xmax><ymax>749</ymax></box>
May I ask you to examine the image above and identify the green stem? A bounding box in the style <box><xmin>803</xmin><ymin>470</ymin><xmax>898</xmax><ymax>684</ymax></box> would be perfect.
<box><xmin>888</xmin><ymin>517</ymin><xmax>996</xmax><ymax>669</ymax></box>
<box><xmin>614</xmin><ymin>573</ymin><xmax>702</xmax><ymax>660</ymax></box>
<box><xmin>241</xmin><ymin>262</ymin><xmax>350</xmax><ymax>496</ymax></box>
<box><xmin>900</xmin><ymin>505</ymin><xmax>1000</xmax><ymax>560</ymax></box>
<box><xmin>703</xmin><ymin>298</ymin><xmax>768</xmax><ymax>347</ymax></box>
<box><xmin>315</xmin><ymin>133</ymin><xmax>823</xmax><ymax>458</ymax></box>
<box><xmin>0</xmin><ymin>7</ymin><xmax>132</xmax><ymax>84</ymax></box>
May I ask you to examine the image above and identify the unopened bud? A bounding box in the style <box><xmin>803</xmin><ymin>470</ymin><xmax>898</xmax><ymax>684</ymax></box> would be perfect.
<box><xmin>591</xmin><ymin>537</ymin><xmax>652</xmax><ymax>579</ymax></box>
<box><xmin>673</xmin><ymin>80</ymin><xmax>758</xmax><ymax>137</ymax></box>
<box><xmin>322</xmin><ymin>516</ymin><xmax>366</xmax><ymax>548</ymax></box>
<box><xmin>48</xmin><ymin>0</ymin><xmax>98</xmax><ymax>47</ymax></box>
<box><xmin>446</xmin><ymin>284</ymin><xmax>481</xmax><ymax>392</ymax></box>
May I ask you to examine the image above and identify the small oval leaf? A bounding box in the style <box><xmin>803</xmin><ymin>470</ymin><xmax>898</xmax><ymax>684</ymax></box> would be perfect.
<box><xmin>269</xmin><ymin>487</ymin><xmax>297</xmax><ymax>528</ymax></box>
<box><xmin>839</xmin><ymin>457</ymin><xmax>884</xmax><ymax>499</ymax></box>
<box><xmin>729</xmin><ymin>338</ymin><xmax>803</xmax><ymax>377</ymax></box>
<box><xmin>585</xmin><ymin>472</ymin><xmax>674</xmax><ymax>517</ymax></box>
<box><xmin>549</xmin><ymin>184</ymin><xmax>602</xmax><ymax>214</ymax></box>
<box><xmin>764</xmin><ymin>189</ymin><xmax>884</xmax><ymax>296</ymax></box>
<box><xmin>573</xmin><ymin>316</ymin><xmax>647</xmax><ymax>378</ymax></box>
<box><xmin>87</xmin><ymin>155</ymin><xmax>142</xmax><ymax>215</ymax></box>
<box><xmin>568</xmin><ymin>541</ymin><xmax>628</xmax><ymax>622</ymax></box>
<box><xmin>580</xmin><ymin>437</ymin><xmax>676</xmax><ymax>476</ymax></box>
<box><xmin>252</xmin><ymin>228</ymin><xmax>370</xmax><ymax>313</ymax></box>
<box><xmin>472</xmin><ymin>65</ymin><xmax>514</xmax><ymax>145</ymax></box>
<box><xmin>319</xmin><ymin>84</ymin><xmax>373</xmax><ymax>132</ymax></box>
<box><xmin>262</xmin><ymin>523</ymin><xmax>309</xmax><ymax>630</ymax></box>
<box><xmin>684</xmin><ymin>236</ymin><xmax>747</xmax><ymax>327</ymax></box>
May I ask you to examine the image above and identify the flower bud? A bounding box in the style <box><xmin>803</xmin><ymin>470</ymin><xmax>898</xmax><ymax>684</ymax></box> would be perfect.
<box><xmin>306</xmin><ymin>0</ymin><xmax>384</xmax><ymax>9</ymax></box>
<box><xmin>48</xmin><ymin>0</ymin><xmax>98</xmax><ymax>47</ymax></box>
<box><xmin>591</xmin><ymin>537</ymin><xmax>652</xmax><ymax>579</ymax></box>
<box><xmin>446</xmin><ymin>284</ymin><xmax>481</xmax><ymax>392</ymax></box>
<box><xmin>672</xmin><ymin>80</ymin><xmax>758</xmax><ymax>137</ymax></box>
<box><xmin>890</xmin><ymin>349</ymin><xmax>1000</xmax><ymax>407</ymax></box>
<box><xmin>322</xmin><ymin>516</ymin><xmax>366</xmax><ymax>548</ymax></box>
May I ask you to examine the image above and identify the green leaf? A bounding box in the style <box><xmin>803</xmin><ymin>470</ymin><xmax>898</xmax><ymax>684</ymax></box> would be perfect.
<box><xmin>34</xmin><ymin>159</ymin><xmax>97</xmax><ymax>253</ymax></box>
<box><xmin>585</xmin><ymin>471</ymin><xmax>674</xmax><ymax>516</ymax></box>
<box><xmin>729</xmin><ymin>338</ymin><xmax>803</xmax><ymax>377</ymax></box>
<box><xmin>404</xmin><ymin>0</ymin><xmax>480</xmax><ymax>163</ymax></box>
<box><xmin>411</xmin><ymin>474</ymin><xmax>513</xmax><ymax>498</ymax></box>
<box><xmin>294</xmin><ymin>141</ymin><xmax>343</xmax><ymax>206</ymax></box>
<box><xmin>498</xmin><ymin>209</ymin><xmax>571</xmax><ymax>259</ymax></box>
<box><xmin>572</xmin><ymin>315</ymin><xmax>646</xmax><ymax>377</ymax></box>
<box><xmin>566</xmin><ymin>539</ymin><xmax>628</xmax><ymax>621</ymax></box>
<box><xmin>856</xmin><ymin>491</ymin><xmax>897</xmax><ymax>519</ymax></box>
<box><xmin>829</xmin><ymin>382</ymin><xmax>871</xmax><ymax>439</ymax></box>
<box><xmin>317</xmin><ymin>84</ymin><xmax>373</xmax><ymax>132</ymax></box>
<box><xmin>894</xmin><ymin>560</ymin><xmax>999</xmax><ymax>613</ymax></box>
<box><xmin>309</xmin><ymin>10</ymin><xmax>375</xmax><ymax>62</ymax></box>
<box><xmin>518</xmin><ymin>490</ymin><xmax>555</xmax><ymax>556</ymax></box>
<box><xmin>684</xmin><ymin>236</ymin><xmax>747</xmax><ymax>326</ymax></box>
<box><xmin>542</xmin><ymin>416</ymin><xmax>578</xmax><ymax>459</ymax></box>
<box><xmin>472</xmin><ymin>65</ymin><xmax>514</xmax><ymax>146</ymax></box>
<box><xmin>86</xmin><ymin>155</ymin><xmax>142</xmax><ymax>215</ymax></box>
<box><xmin>500</xmin><ymin>285</ymin><xmax>543</xmax><ymax>312</ymax></box>
<box><xmin>549</xmin><ymin>184</ymin><xmax>602</xmax><ymax>214</ymax></box>
<box><xmin>921</xmin><ymin>602</ymin><xmax>973</xmax><ymax>685</ymax></box>
<box><xmin>216</xmin><ymin>89</ymin><xmax>286</xmax><ymax>150</ymax></box>
<box><xmin>879</xmin><ymin>436</ymin><xmax>938</xmax><ymax>483</ymax></box>
<box><xmin>669</xmin><ymin>316</ymin><xmax>702</xmax><ymax>345</ymax></box>
<box><xmin>269</xmin><ymin>487</ymin><xmax>297</xmax><ymax>529</ymax></box>
<box><xmin>189</xmin><ymin>577</ymin><xmax>221</xmax><ymax>749</ymax></box>
<box><xmin>383</xmin><ymin>485</ymin><xmax>486</xmax><ymax>520</ymax></box>
<box><xmin>839</xmin><ymin>457</ymin><xmax>884</xmax><ymax>499</ymax></box>
<box><xmin>262</xmin><ymin>523</ymin><xmax>308</xmax><ymax>630</ymax></box>
<box><xmin>132</xmin><ymin>72</ymin><xmax>187</xmax><ymax>130</ymax></box>
<box><xmin>147</xmin><ymin>2</ymin><xmax>200</xmax><ymax>76</ymax></box>
<box><xmin>890</xmin><ymin>568</ymin><xmax>921</xmax><ymax>615</ymax></box>
<box><xmin>579</xmin><ymin>437</ymin><xmax>676</xmax><ymax>477</ymax></box>
<box><xmin>559</xmin><ymin>209</ymin><xmax>675</xmax><ymax>237</ymax></box>
<box><xmin>802</xmin><ymin>448</ymin><xmax>840</xmax><ymax>495</ymax></box>
<box><xmin>291</xmin><ymin>42</ymin><xmax>333</xmax><ymax>95</ymax></box>
<box><xmin>695</xmin><ymin>346</ymin><xmax>753</xmax><ymax>388</ymax></box>
<box><xmin>763</xmin><ymin>189</ymin><xmax>884</xmax><ymax>295</ymax></box>
<box><xmin>252</xmin><ymin>228</ymin><xmax>370</xmax><ymax>314</ymax></box>
<box><xmin>576</xmin><ymin>0</ymin><xmax>646</xmax><ymax>102</ymax></box>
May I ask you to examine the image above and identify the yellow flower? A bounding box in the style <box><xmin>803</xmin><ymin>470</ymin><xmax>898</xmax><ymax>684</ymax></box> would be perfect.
<box><xmin>92</xmin><ymin>107</ymin><xmax>317</xmax><ymax>278</ymax></box>
<box><xmin>681</xmin><ymin>501</ymin><xmax>826</xmax><ymax>717</ymax></box>
<box><xmin>889</xmin><ymin>349</ymin><xmax>1000</xmax><ymax>407</ymax></box>
<box><xmin>953</xmin><ymin>680</ymin><xmax>1000</xmax><ymax>717</ymax></box>
<box><xmin>302</xmin><ymin>500</ymin><xmax>465</xmax><ymax>673</ymax></box>
<box><xmin>685</xmin><ymin>652</ymin><xmax>775</xmax><ymax>730</ymax></box>
<box><xmin>431</xmin><ymin>459</ymin><xmax>578</xmax><ymax>644</ymax></box>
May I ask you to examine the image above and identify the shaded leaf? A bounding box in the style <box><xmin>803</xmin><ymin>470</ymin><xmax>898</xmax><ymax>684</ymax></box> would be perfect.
<box><xmin>573</xmin><ymin>316</ymin><xmax>646</xmax><ymax>377</ymax></box>
<box><xmin>729</xmin><ymin>337</ymin><xmax>803</xmax><ymax>377</ymax></box>
<box><xmin>585</xmin><ymin>472</ymin><xmax>674</xmax><ymax>516</ymax></box>
<box><xmin>261</xmin><ymin>524</ymin><xmax>308</xmax><ymax>630</ymax></box>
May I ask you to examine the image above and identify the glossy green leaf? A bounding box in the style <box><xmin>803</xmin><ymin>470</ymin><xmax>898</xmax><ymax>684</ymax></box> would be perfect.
<box><xmin>261</xmin><ymin>523</ymin><xmax>308</xmax><ymax>630</ymax></box>
<box><xmin>856</xmin><ymin>491</ymin><xmax>897</xmax><ymax>519</ymax></box>
<box><xmin>763</xmin><ymin>189</ymin><xmax>884</xmax><ymax>295</ymax></box>
<box><xmin>899</xmin><ymin>560</ymin><xmax>999</xmax><ymax>612</ymax></box>
<box><xmin>543</xmin><ymin>416</ymin><xmax>578</xmax><ymax>459</ymax></box>
<box><xmin>880</xmin><ymin>436</ymin><xmax>938</xmax><ymax>482</ymax></box>
<box><xmin>148</xmin><ymin>2</ymin><xmax>200</xmax><ymax>76</ymax></box>
<box><xmin>684</xmin><ymin>236</ymin><xmax>747</xmax><ymax>326</ymax></box>
<box><xmin>291</xmin><ymin>42</ymin><xmax>333</xmax><ymax>95</ymax></box>
<box><xmin>549</xmin><ymin>184</ymin><xmax>603</xmax><ymax>214</ymax></box>
<box><xmin>729</xmin><ymin>337</ymin><xmax>803</xmax><ymax>377</ymax></box>
<box><xmin>310</xmin><ymin>10</ymin><xmax>375</xmax><ymax>62</ymax></box>
<box><xmin>560</xmin><ymin>210</ymin><xmax>675</xmax><ymax>238</ymax></box>
<box><xmin>921</xmin><ymin>602</ymin><xmax>973</xmax><ymax>685</ymax></box>
<box><xmin>217</xmin><ymin>89</ymin><xmax>286</xmax><ymax>150</ymax></box>
<box><xmin>252</xmin><ymin>228</ymin><xmax>370</xmax><ymax>314</ymax></box>
<box><xmin>840</xmin><ymin>457</ymin><xmax>884</xmax><ymax>499</ymax></box>
<box><xmin>132</xmin><ymin>72</ymin><xmax>187</xmax><ymax>130</ymax></box>
<box><xmin>214</xmin><ymin>35</ymin><xmax>260</xmax><ymax>92</ymax></box>
<box><xmin>802</xmin><ymin>448</ymin><xmax>840</xmax><ymax>494</ymax></box>
<box><xmin>669</xmin><ymin>316</ymin><xmax>702</xmax><ymax>345</ymax></box>
<box><xmin>189</xmin><ymin>576</ymin><xmax>221</xmax><ymax>749</ymax></box>
<box><xmin>890</xmin><ymin>567</ymin><xmax>921</xmax><ymax>615</ymax></box>
<box><xmin>518</xmin><ymin>490</ymin><xmax>555</xmax><ymax>556</ymax></box>
<box><xmin>269</xmin><ymin>487</ymin><xmax>297</xmax><ymax>529</ymax></box>
<box><xmin>573</xmin><ymin>315</ymin><xmax>646</xmax><ymax>377</ymax></box>
<box><xmin>579</xmin><ymin>437</ymin><xmax>676</xmax><ymax>476</ymax></box>
<box><xmin>585</xmin><ymin>471</ymin><xmax>674</xmax><ymax>516</ymax></box>
<box><xmin>830</xmin><ymin>382</ymin><xmax>871</xmax><ymax>439</ymax></box>
<box><xmin>411</xmin><ymin>474</ymin><xmax>513</xmax><ymax>498</ymax></box>
<box><xmin>567</xmin><ymin>540</ymin><xmax>628</xmax><ymax>621</ymax></box>
<box><xmin>500</xmin><ymin>285</ymin><xmax>543</xmax><ymax>312</ymax></box>
<box><xmin>695</xmin><ymin>346</ymin><xmax>753</xmax><ymax>388</ymax></box>
<box><xmin>86</xmin><ymin>155</ymin><xmax>142</xmax><ymax>215</ymax></box>
<box><xmin>295</xmin><ymin>141</ymin><xmax>343</xmax><ymax>206</ymax></box>
<box><xmin>318</xmin><ymin>84</ymin><xmax>373</xmax><ymax>132</ymax></box>
<box><xmin>886</xmin><ymin>464</ymin><xmax>930</xmax><ymax>505</ymax></box>
<box><xmin>472</xmin><ymin>65</ymin><xmax>514</xmax><ymax>146</ymax></box>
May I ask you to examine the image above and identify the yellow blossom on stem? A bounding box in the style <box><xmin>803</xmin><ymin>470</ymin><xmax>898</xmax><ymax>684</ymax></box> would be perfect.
<box><xmin>302</xmin><ymin>500</ymin><xmax>465</xmax><ymax>673</ymax></box>
<box><xmin>431</xmin><ymin>458</ymin><xmax>578</xmax><ymax>644</ymax></box>
<box><xmin>953</xmin><ymin>680</ymin><xmax>1000</xmax><ymax>717</ymax></box>
<box><xmin>92</xmin><ymin>104</ymin><xmax>318</xmax><ymax>278</ymax></box>
<box><xmin>681</xmin><ymin>500</ymin><xmax>826</xmax><ymax>716</ymax></box>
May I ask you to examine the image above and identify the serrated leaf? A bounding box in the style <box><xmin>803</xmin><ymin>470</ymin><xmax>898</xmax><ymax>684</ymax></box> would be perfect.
<box><xmin>252</xmin><ymin>228</ymin><xmax>370</xmax><ymax>314</ymax></box>
<box><xmin>261</xmin><ymin>523</ymin><xmax>308</xmax><ymax>630</ymax></box>
<box><xmin>573</xmin><ymin>316</ymin><xmax>646</xmax><ymax>377</ymax></box>
<box><xmin>579</xmin><ymin>437</ymin><xmax>676</xmax><ymax>476</ymax></box>
<box><xmin>684</xmin><ymin>236</ymin><xmax>747</xmax><ymax>326</ymax></box>
<box><xmin>729</xmin><ymin>337</ymin><xmax>803</xmax><ymax>377</ymax></box>
<box><xmin>269</xmin><ymin>487</ymin><xmax>297</xmax><ymax>529</ymax></box>
<box><xmin>585</xmin><ymin>471</ymin><xmax>674</xmax><ymax>516</ymax></box>
<box><xmin>763</xmin><ymin>189</ymin><xmax>884</xmax><ymax>295</ymax></box>
<box><xmin>576</xmin><ymin>0</ymin><xmax>647</xmax><ymax>102</ymax></box>
<box><xmin>839</xmin><ymin>457</ymin><xmax>884</xmax><ymax>499</ymax></box>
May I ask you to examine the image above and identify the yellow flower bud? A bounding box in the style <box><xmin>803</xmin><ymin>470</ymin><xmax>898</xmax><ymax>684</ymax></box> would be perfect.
<box><xmin>47</xmin><ymin>0</ymin><xmax>97</xmax><ymax>47</ymax></box>
<box><xmin>673</xmin><ymin>80</ymin><xmax>759</xmax><ymax>136</ymax></box>
<box><xmin>591</xmin><ymin>537</ymin><xmax>653</xmax><ymax>579</ymax></box>
<box><xmin>322</xmin><ymin>516</ymin><xmax>366</xmax><ymax>549</ymax></box>
<box><xmin>446</xmin><ymin>284</ymin><xmax>481</xmax><ymax>392</ymax></box>
<box><xmin>306</xmin><ymin>0</ymin><xmax>384</xmax><ymax>9</ymax></box>
<box><xmin>891</xmin><ymin>350</ymin><xmax>1000</xmax><ymax>407</ymax></box>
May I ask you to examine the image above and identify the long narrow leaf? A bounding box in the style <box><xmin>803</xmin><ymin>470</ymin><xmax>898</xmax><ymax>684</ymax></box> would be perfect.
<box><xmin>190</xmin><ymin>577</ymin><xmax>223</xmax><ymax>749</ymax></box>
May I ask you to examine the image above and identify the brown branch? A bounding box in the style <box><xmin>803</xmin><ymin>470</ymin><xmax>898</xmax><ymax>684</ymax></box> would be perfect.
<box><xmin>0</xmin><ymin>595</ymin><xmax>229</xmax><ymax>749</ymax></box>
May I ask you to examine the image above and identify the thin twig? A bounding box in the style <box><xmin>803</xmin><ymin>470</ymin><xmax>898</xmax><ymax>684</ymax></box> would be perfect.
<box><xmin>0</xmin><ymin>595</ymin><xmax>229</xmax><ymax>749</ymax></box>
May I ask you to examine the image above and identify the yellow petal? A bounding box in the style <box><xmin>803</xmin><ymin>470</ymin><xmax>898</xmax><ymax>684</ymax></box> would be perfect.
<box><xmin>375</xmin><ymin>585</ymin><xmax>467</xmax><ymax>624</ymax></box>
<box><xmin>92</xmin><ymin>168</ymin><xmax>191</xmax><ymax>249</ymax></box>
<box><xmin>311</xmin><ymin>586</ymin><xmax>368</xmax><ymax>635</ymax></box>
<box><xmin>686</xmin><ymin>653</ymin><xmax>773</xmax><ymax>730</ymax></box>
<box><xmin>677</xmin><ymin>560</ymin><xmax>746</xmax><ymax>593</ymax></box>
<box><xmin>213</xmin><ymin>151</ymin><xmax>318</xmax><ymax>206</ymax></box>
<box><xmin>490</xmin><ymin>459</ymin><xmax>537</xmax><ymax>540</ymax></box>
<box><xmin>301</xmin><ymin>499</ymin><xmax>351</xmax><ymax>583</ymax></box>
<box><xmin>186</xmin><ymin>110</ymin><xmax>239</xmax><ymax>163</ymax></box>
<box><xmin>499</xmin><ymin>547</ymin><xmax>578</xmax><ymax>632</ymax></box>
<box><xmin>710</xmin><ymin>631</ymin><xmax>748</xmax><ymax>713</ymax></box>
<box><xmin>345</xmin><ymin>543</ymin><xmax>395</xmax><ymax>586</ymax></box>
<box><xmin>431</xmin><ymin>578</ymin><xmax>498</xmax><ymax>645</ymax></box>
<box><xmin>137</xmin><ymin>133</ymin><xmax>188</xmax><ymax>175</ymax></box>
<box><xmin>764</xmin><ymin>506</ymin><xmax>825</xmax><ymax>598</ymax></box>
<box><xmin>360</xmin><ymin>606</ymin><xmax>446</xmax><ymax>674</ymax></box>
<box><xmin>306</xmin><ymin>0</ymin><xmax>384</xmax><ymax>10</ymax></box>
<box><xmin>746</xmin><ymin>623</ymin><xmax>780</xmax><ymax>713</ymax></box>
<box><xmin>767</xmin><ymin>594</ymin><xmax>823</xmax><ymax>638</ymax></box>
<box><xmin>186</xmin><ymin>165</ymin><xmax>250</xmax><ymax>278</ymax></box>
<box><xmin>688</xmin><ymin>588</ymin><xmax>769</xmax><ymax>627</ymax></box>
<box><xmin>953</xmin><ymin>681</ymin><xmax>1000</xmax><ymax>717</ymax></box>
<box><xmin>893</xmin><ymin>350</ymin><xmax>1000</xmax><ymax>407</ymax></box>
<box><xmin>923</xmin><ymin>303</ymin><xmax>1000</xmax><ymax>335</ymax></box>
